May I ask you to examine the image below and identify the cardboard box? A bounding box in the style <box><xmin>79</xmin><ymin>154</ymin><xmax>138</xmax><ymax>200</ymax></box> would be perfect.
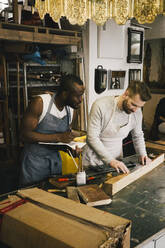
<box><xmin>0</xmin><ymin>188</ymin><xmax>131</xmax><ymax>248</ymax></box>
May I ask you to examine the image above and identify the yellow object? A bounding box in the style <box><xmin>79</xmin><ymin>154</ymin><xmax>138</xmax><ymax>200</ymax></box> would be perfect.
<box><xmin>35</xmin><ymin>0</ymin><xmax>164</xmax><ymax>26</ymax></box>
<box><xmin>60</xmin><ymin>151</ymin><xmax>80</xmax><ymax>175</ymax></box>
<box><xmin>73</xmin><ymin>135</ymin><xmax>86</xmax><ymax>142</ymax></box>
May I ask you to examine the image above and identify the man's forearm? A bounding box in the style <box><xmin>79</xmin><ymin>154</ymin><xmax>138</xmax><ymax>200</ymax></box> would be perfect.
<box><xmin>87</xmin><ymin>136</ymin><xmax>114</xmax><ymax>164</ymax></box>
<box><xmin>20</xmin><ymin>131</ymin><xmax>63</xmax><ymax>143</ymax></box>
<box><xmin>132</xmin><ymin>132</ymin><xmax>147</xmax><ymax>156</ymax></box>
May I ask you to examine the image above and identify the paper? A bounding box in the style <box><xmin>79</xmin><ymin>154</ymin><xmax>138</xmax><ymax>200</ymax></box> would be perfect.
<box><xmin>39</xmin><ymin>141</ymin><xmax>86</xmax><ymax>150</ymax></box>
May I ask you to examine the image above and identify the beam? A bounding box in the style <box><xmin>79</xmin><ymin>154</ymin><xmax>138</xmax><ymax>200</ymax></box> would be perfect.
<box><xmin>146</xmin><ymin>141</ymin><xmax>165</xmax><ymax>153</ymax></box>
<box><xmin>102</xmin><ymin>153</ymin><xmax>164</xmax><ymax>196</ymax></box>
<box><xmin>0</xmin><ymin>23</ymin><xmax>81</xmax><ymax>45</ymax></box>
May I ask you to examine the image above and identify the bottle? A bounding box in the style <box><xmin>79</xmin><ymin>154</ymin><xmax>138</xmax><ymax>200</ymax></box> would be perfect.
<box><xmin>111</xmin><ymin>78</ymin><xmax>120</xmax><ymax>89</ymax></box>
<box><xmin>76</xmin><ymin>171</ymin><xmax>86</xmax><ymax>186</ymax></box>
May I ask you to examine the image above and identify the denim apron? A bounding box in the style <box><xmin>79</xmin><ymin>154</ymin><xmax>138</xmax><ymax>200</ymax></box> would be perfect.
<box><xmin>20</xmin><ymin>94</ymin><xmax>71</xmax><ymax>185</ymax></box>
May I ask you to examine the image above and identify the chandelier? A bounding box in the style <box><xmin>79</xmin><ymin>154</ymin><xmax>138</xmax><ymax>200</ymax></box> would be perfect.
<box><xmin>35</xmin><ymin>0</ymin><xmax>165</xmax><ymax>26</ymax></box>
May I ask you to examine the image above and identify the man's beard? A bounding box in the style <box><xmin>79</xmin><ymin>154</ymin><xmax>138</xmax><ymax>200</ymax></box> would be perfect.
<box><xmin>122</xmin><ymin>100</ymin><xmax>132</xmax><ymax>114</ymax></box>
<box><xmin>66</xmin><ymin>99</ymin><xmax>80</xmax><ymax>109</ymax></box>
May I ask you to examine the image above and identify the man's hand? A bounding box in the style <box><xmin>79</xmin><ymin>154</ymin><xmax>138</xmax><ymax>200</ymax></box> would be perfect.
<box><xmin>56</xmin><ymin>131</ymin><xmax>76</xmax><ymax>143</ymax></box>
<box><xmin>139</xmin><ymin>156</ymin><xmax>152</xmax><ymax>165</ymax></box>
<box><xmin>109</xmin><ymin>159</ymin><xmax>130</xmax><ymax>174</ymax></box>
<box><xmin>56</xmin><ymin>130</ymin><xmax>79</xmax><ymax>143</ymax></box>
<box><xmin>69</xmin><ymin>146</ymin><xmax>82</xmax><ymax>158</ymax></box>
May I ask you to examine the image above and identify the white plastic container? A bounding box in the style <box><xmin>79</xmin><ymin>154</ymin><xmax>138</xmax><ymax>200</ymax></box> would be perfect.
<box><xmin>76</xmin><ymin>171</ymin><xmax>86</xmax><ymax>186</ymax></box>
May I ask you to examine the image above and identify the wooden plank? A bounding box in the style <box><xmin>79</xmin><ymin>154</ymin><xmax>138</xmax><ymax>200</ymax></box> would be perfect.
<box><xmin>17</xmin><ymin>61</ymin><xmax>21</xmax><ymax>129</ymax></box>
<box><xmin>77</xmin><ymin>184</ymin><xmax>112</xmax><ymax>207</ymax></box>
<box><xmin>2</xmin><ymin>56</ymin><xmax>10</xmax><ymax>146</ymax></box>
<box><xmin>146</xmin><ymin>141</ymin><xmax>165</xmax><ymax>153</ymax></box>
<box><xmin>66</xmin><ymin>186</ymin><xmax>80</xmax><ymax>202</ymax></box>
<box><xmin>13</xmin><ymin>0</ymin><xmax>19</xmax><ymax>24</ymax></box>
<box><xmin>102</xmin><ymin>153</ymin><xmax>164</xmax><ymax>196</ymax></box>
<box><xmin>0</xmin><ymin>28</ymin><xmax>81</xmax><ymax>45</ymax></box>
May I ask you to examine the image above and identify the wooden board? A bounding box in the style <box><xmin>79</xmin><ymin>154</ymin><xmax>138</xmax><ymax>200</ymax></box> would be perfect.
<box><xmin>102</xmin><ymin>153</ymin><xmax>164</xmax><ymax>196</ymax></box>
<box><xmin>146</xmin><ymin>141</ymin><xmax>165</xmax><ymax>153</ymax></box>
<box><xmin>66</xmin><ymin>186</ymin><xmax>80</xmax><ymax>202</ymax></box>
<box><xmin>77</xmin><ymin>184</ymin><xmax>112</xmax><ymax>207</ymax></box>
<box><xmin>0</xmin><ymin>23</ymin><xmax>81</xmax><ymax>45</ymax></box>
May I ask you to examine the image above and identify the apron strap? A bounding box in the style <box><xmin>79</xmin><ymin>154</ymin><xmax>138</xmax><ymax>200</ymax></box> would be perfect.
<box><xmin>47</xmin><ymin>93</ymin><xmax>56</xmax><ymax>114</ymax></box>
<box><xmin>101</xmin><ymin>97</ymin><xmax>116</xmax><ymax>132</ymax></box>
<box><xmin>47</xmin><ymin>93</ymin><xmax>71</xmax><ymax>129</ymax></box>
<box><xmin>65</xmin><ymin>106</ymin><xmax>71</xmax><ymax>128</ymax></box>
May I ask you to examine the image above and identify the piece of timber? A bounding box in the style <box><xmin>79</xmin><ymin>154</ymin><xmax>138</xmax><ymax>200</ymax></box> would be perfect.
<box><xmin>102</xmin><ymin>153</ymin><xmax>164</xmax><ymax>196</ymax></box>
<box><xmin>146</xmin><ymin>141</ymin><xmax>165</xmax><ymax>154</ymax></box>
<box><xmin>66</xmin><ymin>186</ymin><xmax>80</xmax><ymax>202</ymax></box>
<box><xmin>0</xmin><ymin>23</ymin><xmax>81</xmax><ymax>45</ymax></box>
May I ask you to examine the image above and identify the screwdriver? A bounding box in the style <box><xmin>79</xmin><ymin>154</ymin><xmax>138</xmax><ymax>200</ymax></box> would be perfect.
<box><xmin>57</xmin><ymin>177</ymin><xmax>76</xmax><ymax>182</ymax></box>
<box><xmin>57</xmin><ymin>175</ymin><xmax>104</xmax><ymax>182</ymax></box>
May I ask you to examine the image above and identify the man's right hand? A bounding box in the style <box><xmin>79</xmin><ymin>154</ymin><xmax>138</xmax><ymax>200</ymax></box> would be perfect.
<box><xmin>109</xmin><ymin>159</ymin><xmax>130</xmax><ymax>174</ymax></box>
<box><xmin>56</xmin><ymin>131</ymin><xmax>76</xmax><ymax>143</ymax></box>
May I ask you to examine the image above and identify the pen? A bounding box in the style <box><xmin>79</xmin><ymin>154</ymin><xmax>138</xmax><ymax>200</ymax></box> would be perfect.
<box><xmin>57</xmin><ymin>175</ymin><xmax>102</xmax><ymax>182</ymax></box>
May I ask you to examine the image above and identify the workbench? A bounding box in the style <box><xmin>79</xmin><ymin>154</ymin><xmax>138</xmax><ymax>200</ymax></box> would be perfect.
<box><xmin>0</xmin><ymin>151</ymin><xmax>165</xmax><ymax>248</ymax></box>
<box><xmin>97</xmin><ymin>160</ymin><xmax>165</xmax><ymax>247</ymax></box>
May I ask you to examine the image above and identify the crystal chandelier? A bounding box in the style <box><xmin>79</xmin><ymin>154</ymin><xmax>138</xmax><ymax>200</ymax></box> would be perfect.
<box><xmin>35</xmin><ymin>0</ymin><xmax>165</xmax><ymax>26</ymax></box>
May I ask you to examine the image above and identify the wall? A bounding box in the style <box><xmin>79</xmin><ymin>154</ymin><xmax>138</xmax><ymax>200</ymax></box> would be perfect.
<box><xmin>144</xmin><ymin>39</ymin><xmax>164</xmax><ymax>82</ymax></box>
<box><xmin>83</xmin><ymin>20</ymin><xmax>144</xmax><ymax>111</ymax></box>
<box><xmin>143</xmin><ymin>14</ymin><xmax>165</xmax><ymax>88</ymax></box>
<box><xmin>145</xmin><ymin>15</ymin><xmax>165</xmax><ymax>40</ymax></box>
<box><xmin>143</xmin><ymin>93</ymin><xmax>165</xmax><ymax>131</ymax></box>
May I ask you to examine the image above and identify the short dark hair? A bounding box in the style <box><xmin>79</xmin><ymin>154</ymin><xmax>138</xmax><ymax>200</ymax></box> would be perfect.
<box><xmin>57</xmin><ymin>74</ymin><xmax>83</xmax><ymax>93</ymax></box>
<box><xmin>127</xmin><ymin>80</ymin><xmax>151</xmax><ymax>101</ymax></box>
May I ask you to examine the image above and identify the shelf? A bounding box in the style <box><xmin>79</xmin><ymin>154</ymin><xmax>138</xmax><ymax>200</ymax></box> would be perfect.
<box><xmin>0</xmin><ymin>22</ymin><xmax>81</xmax><ymax>45</ymax></box>
<box><xmin>9</xmin><ymin>83</ymin><xmax>59</xmax><ymax>88</ymax></box>
<box><xmin>25</xmin><ymin>63</ymin><xmax>61</xmax><ymax>67</ymax></box>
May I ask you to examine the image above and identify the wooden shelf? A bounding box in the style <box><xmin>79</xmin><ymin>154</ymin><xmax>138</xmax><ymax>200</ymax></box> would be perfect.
<box><xmin>0</xmin><ymin>22</ymin><xmax>81</xmax><ymax>45</ymax></box>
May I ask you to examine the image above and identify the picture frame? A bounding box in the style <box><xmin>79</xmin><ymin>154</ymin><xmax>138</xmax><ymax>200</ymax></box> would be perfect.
<box><xmin>127</xmin><ymin>28</ymin><xmax>143</xmax><ymax>63</ymax></box>
<box><xmin>108</xmin><ymin>70</ymin><xmax>126</xmax><ymax>90</ymax></box>
<box><xmin>129</xmin><ymin>69</ymin><xmax>141</xmax><ymax>84</ymax></box>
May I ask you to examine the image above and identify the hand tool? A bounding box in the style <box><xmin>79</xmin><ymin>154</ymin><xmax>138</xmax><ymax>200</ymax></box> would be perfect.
<box><xmin>86</xmin><ymin>162</ymin><xmax>136</xmax><ymax>177</ymax></box>
<box><xmin>57</xmin><ymin>177</ymin><xmax>76</xmax><ymax>182</ymax></box>
<box><xmin>67</xmin><ymin>149</ymin><xmax>79</xmax><ymax>170</ymax></box>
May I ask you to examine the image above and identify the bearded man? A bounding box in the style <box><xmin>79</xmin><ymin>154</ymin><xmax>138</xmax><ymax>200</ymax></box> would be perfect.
<box><xmin>83</xmin><ymin>80</ymin><xmax>151</xmax><ymax>173</ymax></box>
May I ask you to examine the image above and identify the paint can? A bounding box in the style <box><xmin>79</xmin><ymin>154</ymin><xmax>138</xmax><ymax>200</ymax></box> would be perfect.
<box><xmin>76</xmin><ymin>171</ymin><xmax>86</xmax><ymax>186</ymax></box>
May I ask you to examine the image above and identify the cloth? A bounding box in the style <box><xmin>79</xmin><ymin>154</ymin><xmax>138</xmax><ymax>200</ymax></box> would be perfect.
<box><xmin>20</xmin><ymin>93</ymin><xmax>72</xmax><ymax>185</ymax></box>
<box><xmin>82</xmin><ymin>96</ymin><xmax>147</xmax><ymax>166</ymax></box>
<box><xmin>38</xmin><ymin>94</ymin><xmax>73</xmax><ymax>123</ymax></box>
<box><xmin>154</xmin><ymin>98</ymin><xmax>165</xmax><ymax>126</ymax></box>
<box><xmin>158</xmin><ymin>122</ymin><xmax>165</xmax><ymax>134</ymax></box>
<box><xmin>149</xmin><ymin>97</ymin><xmax>165</xmax><ymax>140</ymax></box>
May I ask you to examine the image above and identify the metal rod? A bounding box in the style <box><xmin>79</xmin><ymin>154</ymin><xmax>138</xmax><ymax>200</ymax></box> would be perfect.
<box><xmin>67</xmin><ymin>149</ymin><xmax>79</xmax><ymax>170</ymax></box>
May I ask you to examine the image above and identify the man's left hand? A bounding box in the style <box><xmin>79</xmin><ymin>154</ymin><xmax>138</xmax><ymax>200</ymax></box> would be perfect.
<box><xmin>140</xmin><ymin>156</ymin><xmax>152</xmax><ymax>165</ymax></box>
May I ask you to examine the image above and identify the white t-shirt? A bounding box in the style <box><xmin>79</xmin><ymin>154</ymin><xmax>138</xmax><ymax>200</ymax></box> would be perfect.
<box><xmin>38</xmin><ymin>94</ymin><xmax>73</xmax><ymax>124</ymax></box>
